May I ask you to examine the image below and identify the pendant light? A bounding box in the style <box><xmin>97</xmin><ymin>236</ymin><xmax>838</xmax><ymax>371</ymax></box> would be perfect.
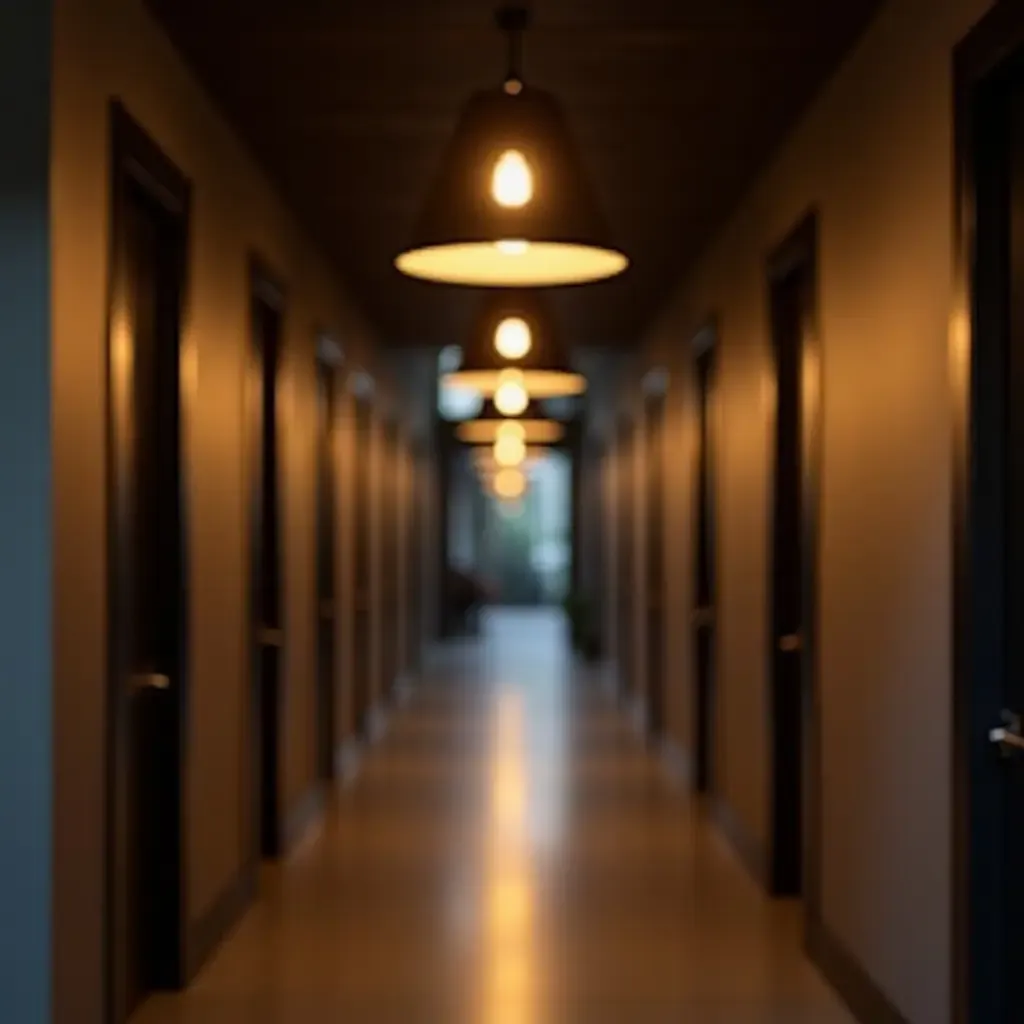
<box><xmin>492</xmin><ymin>467</ymin><xmax>528</xmax><ymax>500</ymax></box>
<box><xmin>493</xmin><ymin>430</ymin><xmax>528</xmax><ymax>467</ymax></box>
<box><xmin>472</xmin><ymin>444</ymin><xmax>543</xmax><ymax>475</ymax></box>
<box><xmin>493</xmin><ymin>370</ymin><xmax>531</xmax><ymax>416</ymax></box>
<box><xmin>444</xmin><ymin>288</ymin><xmax>586</xmax><ymax>399</ymax></box>
<box><xmin>395</xmin><ymin>6</ymin><xmax>628</xmax><ymax>287</ymax></box>
<box><xmin>456</xmin><ymin>398</ymin><xmax>565</xmax><ymax>445</ymax></box>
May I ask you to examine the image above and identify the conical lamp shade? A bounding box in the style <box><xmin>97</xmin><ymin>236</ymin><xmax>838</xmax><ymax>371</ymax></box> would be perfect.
<box><xmin>395</xmin><ymin>82</ymin><xmax>627</xmax><ymax>287</ymax></box>
<box><xmin>444</xmin><ymin>289</ymin><xmax>586</xmax><ymax>398</ymax></box>
<box><xmin>455</xmin><ymin>399</ymin><xmax>565</xmax><ymax>445</ymax></box>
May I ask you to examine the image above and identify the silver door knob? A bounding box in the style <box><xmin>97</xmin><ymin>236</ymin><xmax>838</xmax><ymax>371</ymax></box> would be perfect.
<box><xmin>990</xmin><ymin>711</ymin><xmax>1024</xmax><ymax>756</ymax></box>
<box><xmin>131</xmin><ymin>672</ymin><xmax>170</xmax><ymax>692</ymax></box>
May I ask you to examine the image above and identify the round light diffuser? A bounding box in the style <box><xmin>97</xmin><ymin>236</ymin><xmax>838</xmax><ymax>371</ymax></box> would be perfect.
<box><xmin>455</xmin><ymin>399</ymin><xmax>565</xmax><ymax>446</ymax></box>
<box><xmin>394</xmin><ymin>7</ymin><xmax>628</xmax><ymax>287</ymax></box>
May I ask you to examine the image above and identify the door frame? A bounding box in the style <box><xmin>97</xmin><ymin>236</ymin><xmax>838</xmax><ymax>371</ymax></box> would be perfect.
<box><xmin>764</xmin><ymin>210</ymin><xmax>822</xmax><ymax>912</ymax></box>
<box><xmin>690</xmin><ymin>319</ymin><xmax>719</xmax><ymax>795</ymax></box>
<box><xmin>615</xmin><ymin>417</ymin><xmax>636</xmax><ymax>699</ymax></box>
<box><xmin>381</xmin><ymin>417</ymin><xmax>400</xmax><ymax>695</ymax></box>
<box><xmin>952</xmin><ymin>8</ymin><xmax>1024</xmax><ymax>1022</ymax></box>
<box><xmin>315</xmin><ymin>338</ymin><xmax>340</xmax><ymax>781</ymax></box>
<box><xmin>104</xmin><ymin>102</ymin><xmax>192</xmax><ymax>1018</ymax></box>
<box><xmin>349</xmin><ymin>381</ymin><xmax>376</xmax><ymax>733</ymax></box>
<box><xmin>247</xmin><ymin>255</ymin><xmax>287</xmax><ymax>860</ymax></box>
<box><xmin>641</xmin><ymin>374</ymin><xmax>668</xmax><ymax>737</ymax></box>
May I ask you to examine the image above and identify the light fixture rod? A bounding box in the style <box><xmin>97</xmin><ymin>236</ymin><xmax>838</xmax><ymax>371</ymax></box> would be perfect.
<box><xmin>496</xmin><ymin>5</ymin><xmax>530</xmax><ymax>86</ymax></box>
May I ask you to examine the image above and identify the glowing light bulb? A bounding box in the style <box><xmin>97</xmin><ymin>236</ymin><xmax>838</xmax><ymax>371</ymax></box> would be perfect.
<box><xmin>494</xmin><ymin>468</ymin><xmax>526</xmax><ymax>499</ymax></box>
<box><xmin>492</xmin><ymin>150</ymin><xmax>533</xmax><ymax>208</ymax></box>
<box><xmin>494</xmin><ymin>370</ymin><xmax>529</xmax><ymax>416</ymax></box>
<box><xmin>494</xmin><ymin>433</ymin><xmax>526</xmax><ymax>467</ymax></box>
<box><xmin>494</xmin><ymin>317</ymin><xmax>532</xmax><ymax>360</ymax></box>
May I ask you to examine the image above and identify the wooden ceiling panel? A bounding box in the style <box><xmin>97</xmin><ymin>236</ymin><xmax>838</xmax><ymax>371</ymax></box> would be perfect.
<box><xmin>147</xmin><ymin>0</ymin><xmax>882</xmax><ymax>348</ymax></box>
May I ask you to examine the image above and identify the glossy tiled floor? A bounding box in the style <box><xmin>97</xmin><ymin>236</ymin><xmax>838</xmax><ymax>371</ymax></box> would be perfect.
<box><xmin>136</xmin><ymin>609</ymin><xmax>853</xmax><ymax>1024</ymax></box>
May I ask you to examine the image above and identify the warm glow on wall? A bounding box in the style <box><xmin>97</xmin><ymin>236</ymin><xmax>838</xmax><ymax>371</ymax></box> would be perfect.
<box><xmin>494</xmin><ymin>370</ymin><xmax>529</xmax><ymax>416</ymax></box>
<box><xmin>494</xmin><ymin>317</ymin><xmax>532</xmax><ymax>360</ymax></box>
<box><xmin>492</xmin><ymin>150</ymin><xmax>533</xmax><ymax>208</ymax></box>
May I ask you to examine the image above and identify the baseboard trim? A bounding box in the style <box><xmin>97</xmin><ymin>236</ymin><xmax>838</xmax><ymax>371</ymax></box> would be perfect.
<box><xmin>807</xmin><ymin>914</ymin><xmax>908</xmax><ymax>1024</ymax></box>
<box><xmin>185</xmin><ymin>862</ymin><xmax>256</xmax><ymax>982</ymax></box>
<box><xmin>712</xmin><ymin>796</ymin><xmax>768</xmax><ymax>889</ymax></box>
<box><xmin>284</xmin><ymin>783</ymin><xmax>325</xmax><ymax>853</ymax></box>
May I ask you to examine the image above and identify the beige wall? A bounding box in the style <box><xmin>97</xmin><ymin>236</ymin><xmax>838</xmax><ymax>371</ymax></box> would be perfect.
<box><xmin>628</xmin><ymin>0</ymin><xmax>992</xmax><ymax>1020</ymax></box>
<box><xmin>50</xmin><ymin>0</ymin><xmax>388</xmax><ymax>1020</ymax></box>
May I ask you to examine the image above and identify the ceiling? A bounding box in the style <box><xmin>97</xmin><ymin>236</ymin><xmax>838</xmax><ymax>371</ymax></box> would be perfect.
<box><xmin>148</xmin><ymin>0</ymin><xmax>881</xmax><ymax>349</ymax></box>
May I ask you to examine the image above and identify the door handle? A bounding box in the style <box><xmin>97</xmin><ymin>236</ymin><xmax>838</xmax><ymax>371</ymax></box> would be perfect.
<box><xmin>131</xmin><ymin>672</ymin><xmax>170</xmax><ymax>692</ymax></box>
<box><xmin>990</xmin><ymin>711</ymin><xmax>1024</xmax><ymax>756</ymax></box>
<box><xmin>778</xmin><ymin>633</ymin><xmax>802</xmax><ymax>653</ymax></box>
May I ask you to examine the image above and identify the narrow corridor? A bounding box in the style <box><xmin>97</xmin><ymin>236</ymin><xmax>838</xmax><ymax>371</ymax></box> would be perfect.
<box><xmin>135</xmin><ymin>611</ymin><xmax>852</xmax><ymax>1024</ymax></box>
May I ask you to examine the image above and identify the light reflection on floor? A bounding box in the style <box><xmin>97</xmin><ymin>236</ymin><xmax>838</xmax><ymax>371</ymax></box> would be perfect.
<box><xmin>483</xmin><ymin>686</ymin><xmax>536</xmax><ymax>1023</ymax></box>
<box><xmin>132</xmin><ymin>608</ymin><xmax>855</xmax><ymax>1024</ymax></box>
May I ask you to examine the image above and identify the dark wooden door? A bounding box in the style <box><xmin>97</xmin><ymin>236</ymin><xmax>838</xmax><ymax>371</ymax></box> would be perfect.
<box><xmin>954</xmin><ymin>13</ymin><xmax>1024</xmax><ymax>1020</ymax></box>
<box><xmin>406</xmin><ymin>449</ymin><xmax>422</xmax><ymax>673</ymax></box>
<box><xmin>381</xmin><ymin>421</ymin><xmax>399</xmax><ymax>696</ymax></box>
<box><xmin>693</xmin><ymin>336</ymin><xmax>717</xmax><ymax>794</ymax></box>
<box><xmin>315</xmin><ymin>358</ymin><xmax>337</xmax><ymax>780</ymax></box>
<box><xmin>352</xmin><ymin>396</ymin><xmax>374</xmax><ymax>735</ymax></box>
<box><xmin>999</xmin><ymin>82</ymin><xmax>1024</xmax><ymax>1021</ymax></box>
<box><xmin>108</xmin><ymin>107</ymin><xmax>189</xmax><ymax>1019</ymax></box>
<box><xmin>766</xmin><ymin>216</ymin><xmax>819</xmax><ymax>899</ymax></box>
<box><xmin>644</xmin><ymin>392</ymin><xmax>666</xmax><ymax>736</ymax></box>
<box><xmin>249</xmin><ymin>268</ymin><xmax>285</xmax><ymax>859</ymax></box>
<box><xmin>616</xmin><ymin>425</ymin><xmax>634</xmax><ymax>696</ymax></box>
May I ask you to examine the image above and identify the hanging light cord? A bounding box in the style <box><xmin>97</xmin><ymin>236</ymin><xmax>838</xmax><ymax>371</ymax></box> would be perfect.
<box><xmin>496</xmin><ymin>5</ymin><xmax>529</xmax><ymax>93</ymax></box>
